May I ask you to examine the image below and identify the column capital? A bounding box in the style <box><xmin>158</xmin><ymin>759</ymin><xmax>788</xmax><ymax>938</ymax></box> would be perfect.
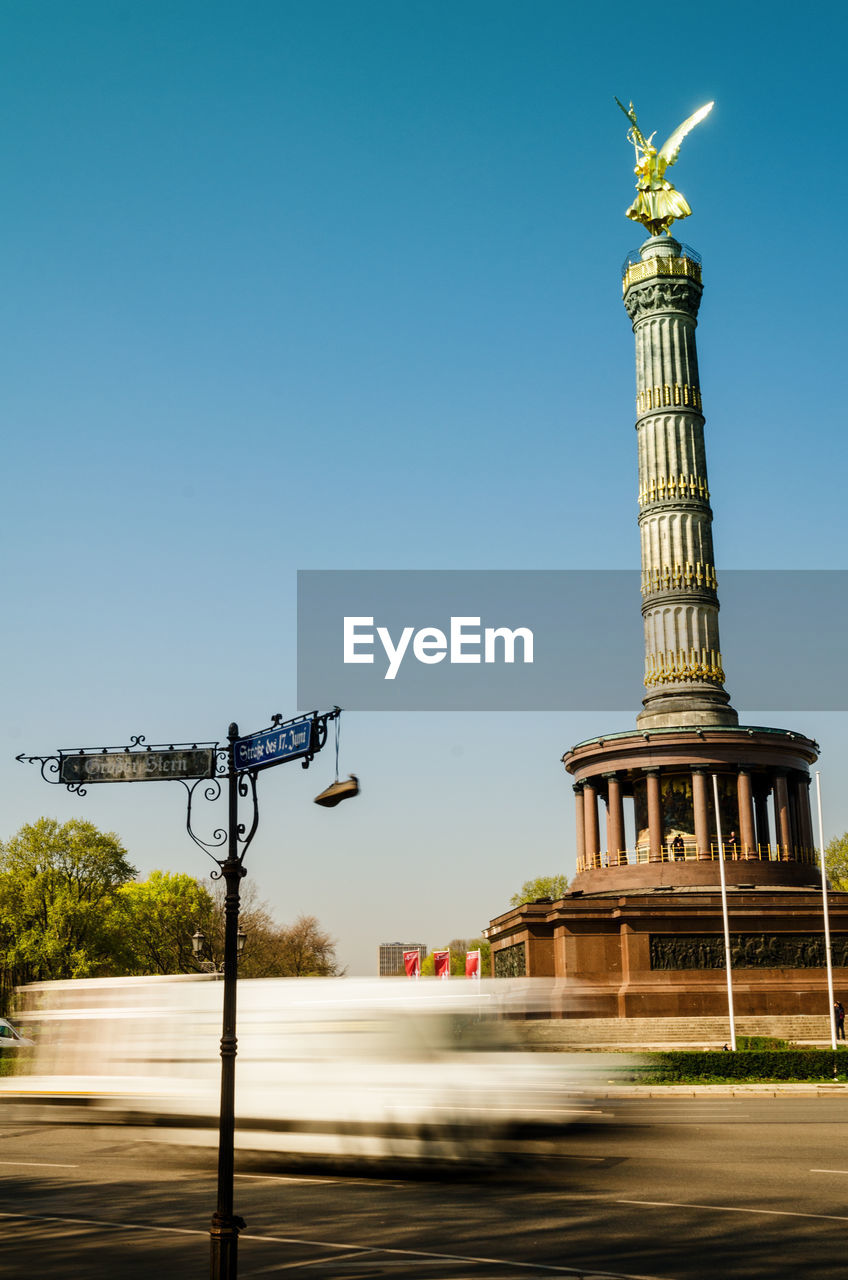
<box><xmin>572</xmin><ymin>782</ymin><xmax>585</xmax><ymax>795</ymax></box>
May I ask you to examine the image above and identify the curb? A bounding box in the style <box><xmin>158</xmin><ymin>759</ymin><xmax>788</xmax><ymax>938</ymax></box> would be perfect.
<box><xmin>595</xmin><ymin>1082</ymin><xmax>848</xmax><ymax>1098</ymax></box>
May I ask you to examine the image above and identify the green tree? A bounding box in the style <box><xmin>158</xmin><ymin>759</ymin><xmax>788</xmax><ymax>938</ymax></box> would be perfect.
<box><xmin>0</xmin><ymin>818</ymin><xmax>136</xmax><ymax>991</ymax></box>
<box><xmin>0</xmin><ymin>819</ymin><xmax>345</xmax><ymax>1008</ymax></box>
<box><xmin>825</xmin><ymin>833</ymin><xmax>848</xmax><ymax>891</ymax></box>
<box><xmin>118</xmin><ymin>871</ymin><xmax>216</xmax><ymax>975</ymax></box>
<box><xmin>509</xmin><ymin>874</ymin><xmax>568</xmax><ymax>907</ymax></box>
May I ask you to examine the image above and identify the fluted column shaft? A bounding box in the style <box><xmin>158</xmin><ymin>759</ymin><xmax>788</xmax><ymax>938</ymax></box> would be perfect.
<box><xmin>623</xmin><ymin>237</ymin><xmax>737</xmax><ymax>729</ymax></box>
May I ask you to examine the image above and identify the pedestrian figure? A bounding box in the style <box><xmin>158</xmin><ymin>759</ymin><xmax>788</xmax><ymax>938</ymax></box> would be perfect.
<box><xmin>726</xmin><ymin>830</ymin><xmax>738</xmax><ymax>859</ymax></box>
<box><xmin>671</xmin><ymin>834</ymin><xmax>685</xmax><ymax>862</ymax></box>
<box><xmin>835</xmin><ymin>1001</ymin><xmax>845</xmax><ymax>1041</ymax></box>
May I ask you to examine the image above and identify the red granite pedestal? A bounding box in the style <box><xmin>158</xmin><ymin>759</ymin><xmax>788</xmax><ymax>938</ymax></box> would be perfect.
<box><xmin>486</xmin><ymin>725</ymin><xmax>844</xmax><ymax>1017</ymax></box>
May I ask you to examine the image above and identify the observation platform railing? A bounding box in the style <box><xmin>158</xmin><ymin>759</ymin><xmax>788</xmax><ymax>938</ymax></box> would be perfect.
<box><xmin>576</xmin><ymin>842</ymin><xmax>818</xmax><ymax>875</ymax></box>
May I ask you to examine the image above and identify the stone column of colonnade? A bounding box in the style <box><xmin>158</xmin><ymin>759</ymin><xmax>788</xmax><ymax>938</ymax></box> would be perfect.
<box><xmin>692</xmin><ymin>767</ymin><xmax>710</xmax><ymax>860</ymax></box>
<box><xmin>737</xmin><ymin>768</ymin><xmax>756</xmax><ymax>855</ymax></box>
<box><xmin>774</xmin><ymin>773</ymin><xmax>792</xmax><ymax>856</ymax></box>
<box><xmin>623</xmin><ymin>236</ymin><xmax>738</xmax><ymax>730</ymax></box>
<box><xmin>604</xmin><ymin>773</ymin><xmax>625</xmax><ymax>865</ymax></box>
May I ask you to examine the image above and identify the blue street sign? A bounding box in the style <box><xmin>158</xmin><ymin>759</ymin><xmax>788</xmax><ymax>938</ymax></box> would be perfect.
<box><xmin>233</xmin><ymin>718</ymin><xmax>314</xmax><ymax>772</ymax></box>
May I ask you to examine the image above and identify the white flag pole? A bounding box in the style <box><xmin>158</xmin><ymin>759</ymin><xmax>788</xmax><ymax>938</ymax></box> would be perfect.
<box><xmin>815</xmin><ymin>772</ymin><xmax>837</xmax><ymax>1050</ymax></box>
<box><xmin>712</xmin><ymin>773</ymin><xmax>737</xmax><ymax>1051</ymax></box>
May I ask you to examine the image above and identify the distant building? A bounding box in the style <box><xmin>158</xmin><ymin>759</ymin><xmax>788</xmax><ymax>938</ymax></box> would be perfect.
<box><xmin>378</xmin><ymin>942</ymin><xmax>428</xmax><ymax>977</ymax></box>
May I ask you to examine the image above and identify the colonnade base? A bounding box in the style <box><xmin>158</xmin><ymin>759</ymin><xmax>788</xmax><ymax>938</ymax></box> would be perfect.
<box><xmin>563</xmin><ymin>725</ymin><xmax>819</xmax><ymax>894</ymax></box>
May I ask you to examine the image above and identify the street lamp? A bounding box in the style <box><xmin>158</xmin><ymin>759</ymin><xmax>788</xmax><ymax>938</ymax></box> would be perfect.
<box><xmin>15</xmin><ymin>705</ymin><xmax>352</xmax><ymax>1280</ymax></box>
<box><xmin>196</xmin><ymin>712</ymin><xmax>357</xmax><ymax>1279</ymax></box>
<box><xmin>192</xmin><ymin>928</ymin><xmax>246</xmax><ymax>973</ymax></box>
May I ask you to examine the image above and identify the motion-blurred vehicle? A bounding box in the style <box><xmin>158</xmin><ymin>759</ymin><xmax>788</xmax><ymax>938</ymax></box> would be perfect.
<box><xmin>0</xmin><ymin>976</ymin><xmax>625</xmax><ymax>1164</ymax></box>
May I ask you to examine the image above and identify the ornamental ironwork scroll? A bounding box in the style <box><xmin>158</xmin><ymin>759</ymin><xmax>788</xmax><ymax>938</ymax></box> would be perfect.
<box><xmin>18</xmin><ymin>736</ymin><xmax>220</xmax><ymax>797</ymax></box>
<box><xmin>16</xmin><ymin>707</ymin><xmax>343</xmax><ymax>875</ymax></box>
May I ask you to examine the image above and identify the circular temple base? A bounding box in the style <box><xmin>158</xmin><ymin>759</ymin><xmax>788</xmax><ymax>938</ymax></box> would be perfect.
<box><xmin>563</xmin><ymin>724</ymin><xmax>819</xmax><ymax>893</ymax></box>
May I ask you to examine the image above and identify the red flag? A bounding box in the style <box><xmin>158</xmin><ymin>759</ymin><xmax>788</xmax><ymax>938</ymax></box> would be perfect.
<box><xmin>433</xmin><ymin>949</ymin><xmax>450</xmax><ymax>979</ymax></box>
<box><xmin>465</xmin><ymin>949</ymin><xmax>481</xmax><ymax>978</ymax></box>
<box><xmin>403</xmin><ymin>950</ymin><xmax>420</xmax><ymax>978</ymax></box>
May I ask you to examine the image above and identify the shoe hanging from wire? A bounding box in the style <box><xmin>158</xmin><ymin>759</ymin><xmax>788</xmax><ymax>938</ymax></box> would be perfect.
<box><xmin>313</xmin><ymin>712</ymin><xmax>359</xmax><ymax>807</ymax></box>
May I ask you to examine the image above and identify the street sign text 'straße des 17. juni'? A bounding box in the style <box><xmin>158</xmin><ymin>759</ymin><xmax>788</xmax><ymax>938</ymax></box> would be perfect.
<box><xmin>233</xmin><ymin>718</ymin><xmax>314</xmax><ymax>772</ymax></box>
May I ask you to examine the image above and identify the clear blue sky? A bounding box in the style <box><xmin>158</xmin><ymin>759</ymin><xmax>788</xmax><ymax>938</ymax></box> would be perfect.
<box><xmin>2</xmin><ymin>2</ymin><xmax>846</xmax><ymax>974</ymax></box>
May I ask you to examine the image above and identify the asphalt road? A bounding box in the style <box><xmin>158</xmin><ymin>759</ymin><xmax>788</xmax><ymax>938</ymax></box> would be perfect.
<box><xmin>2</xmin><ymin>1097</ymin><xmax>847</xmax><ymax>1279</ymax></box>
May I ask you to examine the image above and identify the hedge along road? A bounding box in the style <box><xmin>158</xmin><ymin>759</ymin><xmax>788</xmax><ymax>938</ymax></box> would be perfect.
<box><xmin>3</xmin><ymin>1096</ymin><xmax>848</xmax><ymax>1279</ymax></box>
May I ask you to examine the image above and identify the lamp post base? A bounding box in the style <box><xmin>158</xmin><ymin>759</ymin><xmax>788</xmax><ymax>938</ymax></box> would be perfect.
<box><xmin>210</xmin><ymin>1211</ymin><xmax>246</xmax><ymax>1280</ymax></box>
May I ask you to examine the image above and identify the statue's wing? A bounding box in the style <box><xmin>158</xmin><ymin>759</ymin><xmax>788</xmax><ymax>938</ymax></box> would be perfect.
<box><xmin>658</xmin><ymin>101</ymin><xmax>713</xmax><ymax>168</ymax></box>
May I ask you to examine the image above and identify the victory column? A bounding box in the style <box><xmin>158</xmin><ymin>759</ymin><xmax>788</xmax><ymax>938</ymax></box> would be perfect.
<box><xmin>486</xmin><ymin>102</ymin><xmax>844</xmax><ymax>1018</ymax></box>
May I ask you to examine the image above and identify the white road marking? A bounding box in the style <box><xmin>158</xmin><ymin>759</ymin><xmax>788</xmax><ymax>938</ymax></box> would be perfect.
<box><xmin>235</xmin><ymin>1172</ymin><xmax>410</xmax><ymax>1190</ymax></box>
<box><xmin>243</xmin><ymin>1250</ymin><xmax>379</xmax><ymax>1273</ymax></box>
<box><xmin>235</xmin><ymin>1174</ymin><xmax>340</xmax><ymax>1184</ymax></box>
<box><xmin>0</xmin><ymin>1160</ymin><xmax>79</xmax><ymax>1168</ymax></box>
<box><xmin>618</xmin><ymin>1198</ymin><xmax>848</xmax><ymax>1223</ymax></box>
<box><xmin>0</xmin><ymin>1211</ymin><xmax>664</xmax><ymax>1278</ymax></box>
<box><xmin>555</xmin><ymin>1155</ymin><xmax>608</xmax><ymax>1162</ymax></box>
<box><xmin>0</xmin><ymin>1212</ymin><xmax>206</xmax><ymax>1237</ymax></box>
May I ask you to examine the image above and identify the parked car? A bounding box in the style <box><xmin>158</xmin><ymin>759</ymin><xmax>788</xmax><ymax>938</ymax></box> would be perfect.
<box><xmin>0</xmin><ymin>1017</ymin><xmax>34</xmax><ymax>1049</ymax></box>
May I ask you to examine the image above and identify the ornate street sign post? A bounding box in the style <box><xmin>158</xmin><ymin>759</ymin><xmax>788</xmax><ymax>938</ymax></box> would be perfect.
<box><xmin>18</xmin><ymin>705</ymin><xmax>348</xmax><ymax>1280</ymax></box>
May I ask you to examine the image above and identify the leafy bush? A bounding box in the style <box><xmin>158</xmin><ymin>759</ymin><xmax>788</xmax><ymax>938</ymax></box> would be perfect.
<box><xmin>735</xmin><ymin>1034</ymin><xmax>794</xmax><ymax>1051</ymax></box>
<box><xmin>647</xmin><ymin>1048</ymin><xmax>848</xmax><ymax>1082</ymax></box>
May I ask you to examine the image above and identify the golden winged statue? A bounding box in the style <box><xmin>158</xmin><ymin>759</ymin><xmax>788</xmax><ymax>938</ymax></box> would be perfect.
<box><xmin>616</xmin><ymin>98</ymin><xmax>713</xmax><ymax>236</ymax></box>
